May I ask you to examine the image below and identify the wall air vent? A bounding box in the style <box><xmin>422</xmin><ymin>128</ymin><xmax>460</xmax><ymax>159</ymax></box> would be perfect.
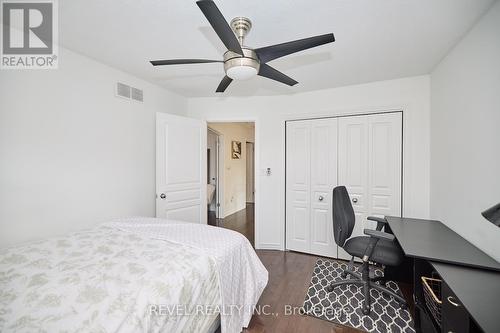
<box><xmin>131</xmin><ymin>87</ymin><xmax>144</xmax><ymax>102</ymax></box>
<box><xmin>116</xmin><ymin>82</ymin><xmax>144</xmax><ymax>103</ymax></box>
<box><xmin>116</xmin><ymin>82</ymin><xmax>131</xmax><ymax>99</ymax></box>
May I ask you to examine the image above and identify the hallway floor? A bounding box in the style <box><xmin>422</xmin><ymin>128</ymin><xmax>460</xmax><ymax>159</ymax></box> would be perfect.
<box><xmin>209</xmin><ymin>203</ymin><xmax>255</xmax><ymax>246</ymax></box>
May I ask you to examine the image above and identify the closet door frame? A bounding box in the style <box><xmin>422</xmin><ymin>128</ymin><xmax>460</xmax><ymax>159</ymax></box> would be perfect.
<box><xmin>285</xmin><ymin>110</ymin><xmax>404</xmax><ymax>257</ymax></box>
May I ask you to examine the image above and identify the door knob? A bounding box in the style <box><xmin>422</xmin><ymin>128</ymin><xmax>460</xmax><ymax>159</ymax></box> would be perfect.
<box><xmin>352</xmin><ymin>197</ymin><xmax>358</xmax><ymax>203</ymax></box>
<box><xmin>318</xmin><ymin>195</ymin><xmax>324</xmax><ymax>201</ymax></box>
<box><xmin>159</xmin><ymin>193</ymin><xmax>166</xmax><ymax>200</ymax></box>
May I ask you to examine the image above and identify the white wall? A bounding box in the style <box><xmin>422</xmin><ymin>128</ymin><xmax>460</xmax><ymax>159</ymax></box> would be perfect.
<box><xmin>208</xmin><ymin>123</ymin><xmax>254</xmax><ymax>217</ymax></box>
<box><xmin>0</xmin><ymin>47</ymin><xmax>186</xmax><ymax>247</ymax></box>
<box><xmin>188</xmin><ymin>76</ymin><xmax>431</xmax><ymax>250</ymax></box>
<box><xmin>430</xmin><ymin>1</ymin><xmax>500</xmax><ymax>261</ymax></box>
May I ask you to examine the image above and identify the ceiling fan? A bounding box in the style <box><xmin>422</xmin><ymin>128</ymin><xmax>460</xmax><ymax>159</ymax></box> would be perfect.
<box><xmin>150</xmin><ymin>0</ymin><xmax>335</xmax><ymax>93</ymax></box>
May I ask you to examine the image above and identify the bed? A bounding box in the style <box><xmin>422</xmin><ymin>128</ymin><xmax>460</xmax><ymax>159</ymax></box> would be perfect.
<box><xmin>0</xmin><ymin>218</ymin><xmax>268</xmax><ymax>333</ymax></box>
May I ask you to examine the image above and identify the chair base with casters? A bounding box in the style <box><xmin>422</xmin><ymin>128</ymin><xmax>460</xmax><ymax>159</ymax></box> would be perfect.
<box><xmin>329</xmin><ymin>186</ymin><xmax>408</xmax><ymax>315</ymax></box>
<box><xmin>326</xmin><ymin>256</ymin><xmax>407</xmax><ymax>315</ymax></box>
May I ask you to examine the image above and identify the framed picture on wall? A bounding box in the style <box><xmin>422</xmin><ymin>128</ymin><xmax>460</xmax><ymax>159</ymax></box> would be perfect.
<box><xmin>232</xmin><ymin>141</ymin><xmax>242</xmax><ymax>159</ymax></box>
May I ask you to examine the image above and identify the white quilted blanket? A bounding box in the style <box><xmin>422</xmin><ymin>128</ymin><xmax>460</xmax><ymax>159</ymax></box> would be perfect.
<box><xmin>108</xmin><ymin>217</ymin><xmax>268</xmax><ymax>333</ymax></box>
<box><xmin>0</xmin><ymin>225</ymin><xmax>220</xmax><ymax>333</ymax></box>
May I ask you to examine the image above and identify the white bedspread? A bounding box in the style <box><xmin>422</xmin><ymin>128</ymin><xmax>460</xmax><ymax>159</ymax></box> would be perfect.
<box><xmin>108</xmin><ymin>217</ymin><xmax>268</xmax><ymax>333</ymax></box>
<box><xmin>0</xmin><ymin>225</ymin><xmax>220</xmax><ymax>333</ymax></box>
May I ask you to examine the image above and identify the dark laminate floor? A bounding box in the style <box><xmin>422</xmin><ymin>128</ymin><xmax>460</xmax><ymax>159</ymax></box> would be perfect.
<box><xmin>209</xmin><ymin>203</ymin><xmax>255</xmax><ymax>246</ymax></box>
<box><xmin>248</xmin><ymin>250</ymin><xmax>357</xmax><ymax>333</ymax></box>
<box><xmin>247</xmin><ymin>251</ymin><xmax>414</xmax><ymax>333</ymax></box>
<box><xmin>209</xmin><ymin>204</ymin><xmax>414</xmax><ymax>332</ymax></box>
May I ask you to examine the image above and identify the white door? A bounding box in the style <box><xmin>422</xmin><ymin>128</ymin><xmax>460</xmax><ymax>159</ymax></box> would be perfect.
<box><xmin>309</xmin><ymin>118</ymin><xmax>338</xmax><ymax>257</ymax></box>
<box><xmin>286</xmin><ymin>119</ymin><xmax>338</xmax><ymax>257</ymax></box>
<box><xmin>156</xmin><ymin>113</ymin><xmax>207</xmax><ymax>223</ymax></box>
<box><xmin>246</xmin><ymin>142</ymin><xmax>255</xmax><ymax>203</ymax></box>
<box><xmin>286</xmin><ymin>120</ymin><xmax>311</xmax><ymax>253</ymax></box>
<box><xmin>338</xmin><ymin>116</ymin><xmax>369</xmax><ymax>260</ymax></box>
<box><xmin>367</xmin><ymin>113</ymin><xmax>402</xmax><ymax>221</ymax></box>
<box><xmin>337</xmin><ymin>112</ymin><xmax>402</xmax><ymax>260</ymax></box>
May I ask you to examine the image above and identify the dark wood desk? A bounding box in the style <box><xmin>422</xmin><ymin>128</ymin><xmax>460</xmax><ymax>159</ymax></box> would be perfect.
<box><xmin>431</xmin><ymin>262</ymin><xmax>500</xmax><ymax>333</ymax></box>
<box><xmin>385</xmin><ymin>216</ymin><xmax>500</xmax><ymax>271</ymax></box>
<box><xmin>384</xmin><ymin>216</ymin><xmax>500</xmax><ymax>333</ymax></box>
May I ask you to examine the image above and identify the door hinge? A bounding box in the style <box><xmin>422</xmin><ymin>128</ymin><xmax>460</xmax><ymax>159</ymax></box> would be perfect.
<box><xmin>216</xmin><ymin>203</ymin><xmax>220</xmax><ymax>207</ymax></box>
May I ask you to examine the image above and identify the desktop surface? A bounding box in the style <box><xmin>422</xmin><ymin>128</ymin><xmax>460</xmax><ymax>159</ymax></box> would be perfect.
<box><xmin>385</xmin><ymin>216</ymin><xmax>500</xmax><ymax>271</ymax></box>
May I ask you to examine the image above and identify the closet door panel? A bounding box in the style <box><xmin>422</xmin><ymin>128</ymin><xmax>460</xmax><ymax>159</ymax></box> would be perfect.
<box><xmin>367</xmin><ymin>113</ymin><xmax>402</xmax><ymax>221</ymax></box>
<box><xmin>286</xmin><ymin>121</ymin><xmax>311</xmax><ymax>252</ymax></box>
<box><xmin>338</xmin><ymin>116</ymin><xmax>369</xmax><ymax>260</ymax></box>
<box><xmin>310</xmin><ymin>118</ymin><xmax>338</xmax><ymax>257</ymax></box>
<box><xmin>338</xmin><ymin>113</ymin><xmax>402</xmax><ymax>260</ymax></box>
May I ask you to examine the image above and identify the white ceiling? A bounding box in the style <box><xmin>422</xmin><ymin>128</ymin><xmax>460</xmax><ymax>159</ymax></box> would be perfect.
<box><xmin>59</xmin><ymin>0</ymin><xmax>494</xmax><ymax>97</ymax></box>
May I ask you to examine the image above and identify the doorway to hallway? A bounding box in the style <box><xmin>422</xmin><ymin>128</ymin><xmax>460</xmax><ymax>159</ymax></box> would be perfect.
<box><xmin>206</xmin><ymin>122</ymin><xmax>255</xmax><ymax>247</ymax></box>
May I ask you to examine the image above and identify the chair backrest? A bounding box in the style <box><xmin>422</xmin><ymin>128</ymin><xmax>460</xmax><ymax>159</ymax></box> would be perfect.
<box><xmin>332</xmin><ymin>185</ymin><xmax>355</xmax><ymax>247</ymax></box>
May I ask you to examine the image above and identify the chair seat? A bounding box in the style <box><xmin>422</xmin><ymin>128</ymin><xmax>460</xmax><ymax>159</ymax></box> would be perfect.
<box><xmin>344</xmin><ymin>236</ymin><xmax>404</xmax><ymax>266</ymax></box>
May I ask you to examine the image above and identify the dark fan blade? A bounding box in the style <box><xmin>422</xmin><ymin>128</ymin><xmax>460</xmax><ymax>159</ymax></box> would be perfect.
<box><xmin>258</xmin><ymin>64</ymin><xmax>298</xmax><ymax>86</ymax></box>
<box><xmin>150</xmin><ymin>59</ymin><xmax>222</xmax><ymax>66</ymax></box>
<box><xmin>255</xmin><ymin>33</ymin><xmax>335</xmax><ymax>63</ymax></box>
<box><xmin>196</xmin><ymin>0</ymin><xmax>243</xmax><ymax>55</ymax></box>
<box><xmin>216</xmin><ymin>75</ymin><xmax>233</xmax><ymax>92</ymax></box>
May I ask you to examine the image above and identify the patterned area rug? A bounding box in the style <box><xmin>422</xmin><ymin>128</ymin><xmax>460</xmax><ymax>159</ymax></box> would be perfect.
<box><xmin>303</xmin><ymin>259</ymin><xmax>415</xmax><ymax>333</ymax></box>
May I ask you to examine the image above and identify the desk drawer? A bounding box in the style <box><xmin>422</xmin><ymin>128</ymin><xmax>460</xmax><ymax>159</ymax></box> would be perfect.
<box><xmin>441</xmin><ymin>282</ymin><xmax>469</xmax><ymax>333</ymax></box>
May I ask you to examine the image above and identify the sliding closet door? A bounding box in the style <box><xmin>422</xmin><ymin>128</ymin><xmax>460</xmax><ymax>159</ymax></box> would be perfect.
<box><xmin>286</xmin><ymin>121</ymin><xmax>311</xmax><ymax>253</ymax></box>
<box><xmin>309</xmin><ymin>118</ymin><xmax>338</xmax><ymax>257</ymax></box>
<box><xmin>337</xmin><ymin>113</ymin><xmax>402</xmax><ymax>260</ymax></box>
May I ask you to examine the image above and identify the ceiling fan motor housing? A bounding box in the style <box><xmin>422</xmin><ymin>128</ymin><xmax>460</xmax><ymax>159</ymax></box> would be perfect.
<box><xmin>230</xmin><ymin>17</ymin><xmax>252</xmax><ymax>44</ymax></box>
<box><xmin>223</xmin><ymin>17</ymin><xmax>260</xmax><ymax>80</ymax></box>
<box><xmin>224</xmin><ymin>48</ymin><xmax>260</xmax><ymax>80</ymax></box>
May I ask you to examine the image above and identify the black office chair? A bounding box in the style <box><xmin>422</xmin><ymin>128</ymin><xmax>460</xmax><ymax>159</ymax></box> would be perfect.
<box><xmin>326</xmin><ymin>186</ymin><xmax>407</xmax><ymax>315</ymax></box>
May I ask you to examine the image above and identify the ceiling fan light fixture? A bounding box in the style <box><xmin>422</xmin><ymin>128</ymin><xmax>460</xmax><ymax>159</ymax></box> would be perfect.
<box><xmin>223</xmin><ymin>48</ymin><xmax>260</xmax><ymax>81</ymax></box>
<box><xmin>227</xmin><ymin>65</ymin><xmax>258</xmax><ymax>80</ymax></box>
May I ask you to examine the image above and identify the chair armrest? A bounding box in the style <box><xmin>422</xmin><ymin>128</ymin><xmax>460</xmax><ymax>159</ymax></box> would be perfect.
<box><xmin>363</xmin><ymin>229</ymin><xmax>395</xmax><ymax>241</ymax></box>
<box><xmin>367</xmin><ymin>216</ymin><xmax>387</xmax><ymax>231</ymax></box>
